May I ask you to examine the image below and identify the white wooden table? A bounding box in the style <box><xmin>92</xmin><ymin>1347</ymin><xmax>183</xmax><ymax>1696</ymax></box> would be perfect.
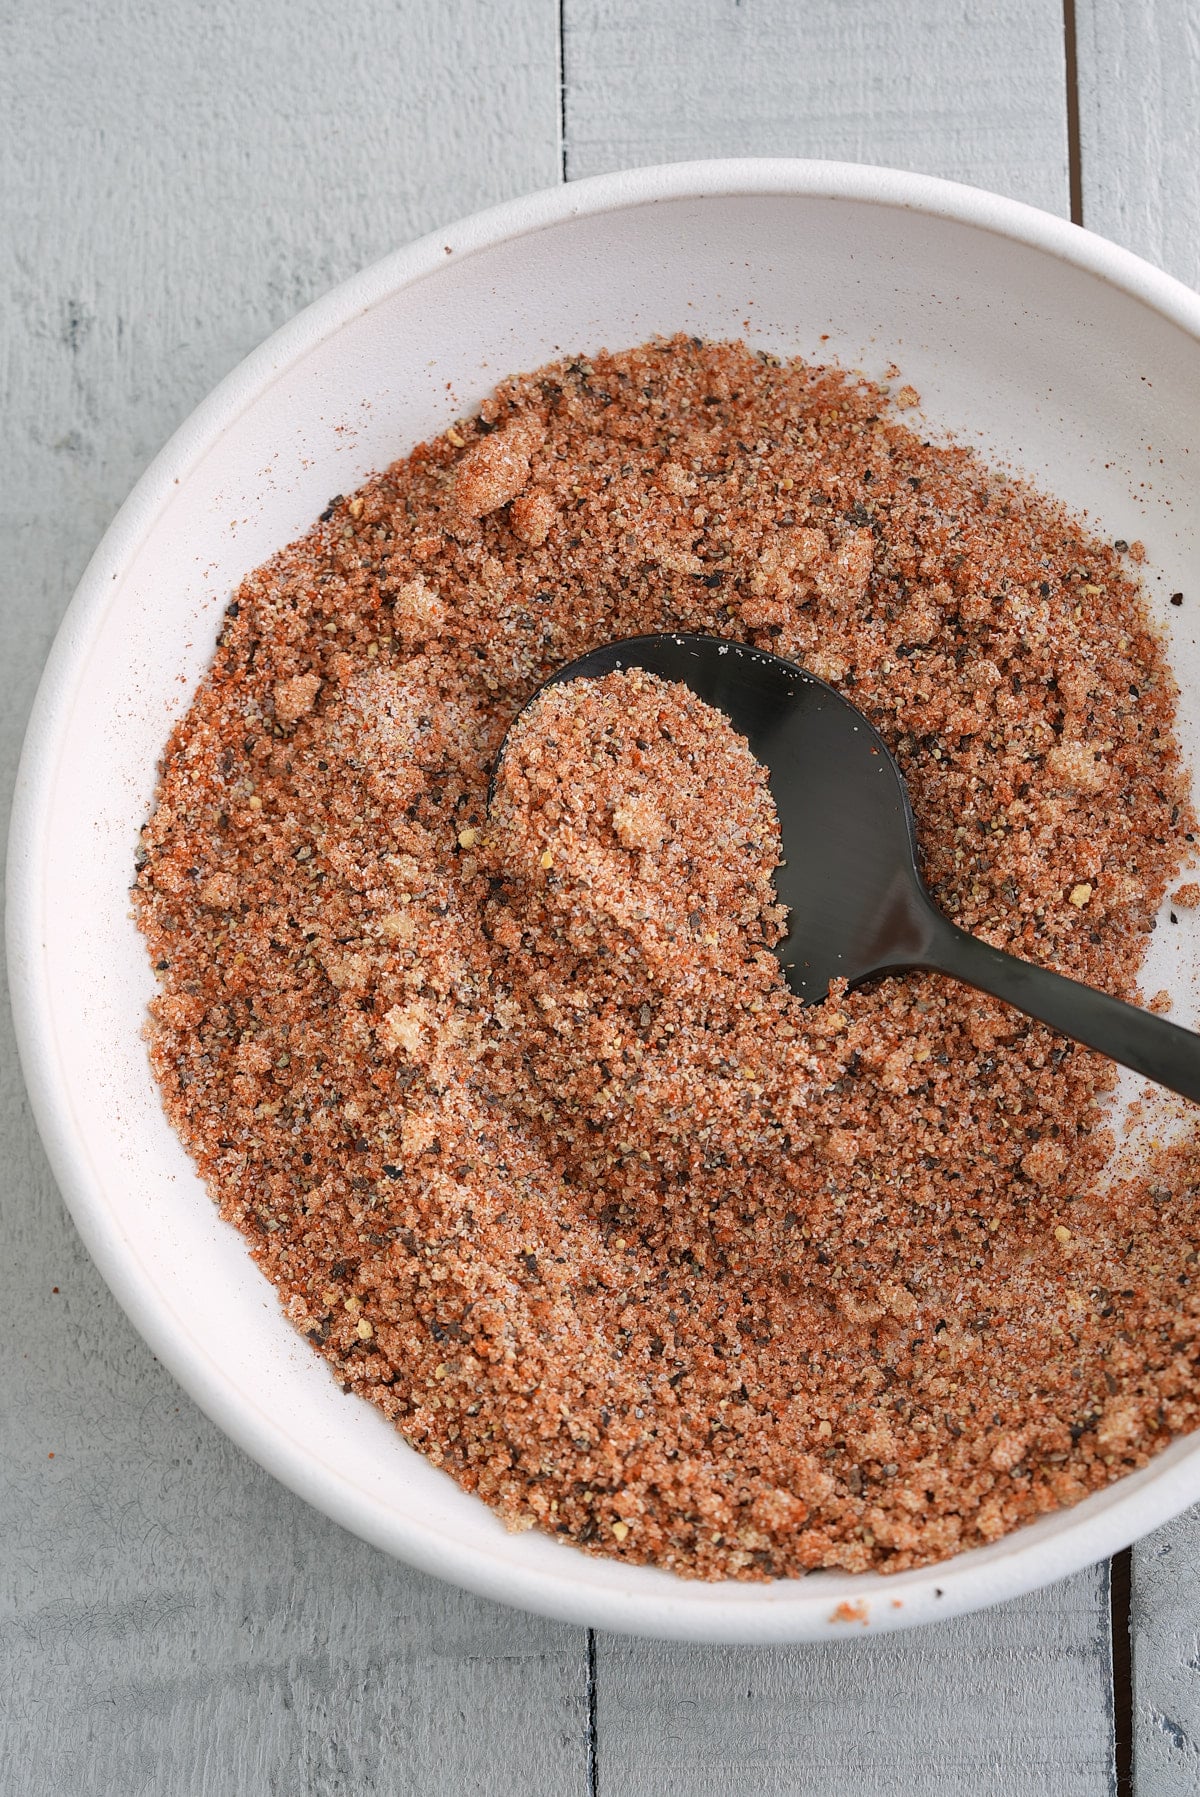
<box><xmin>3</xmin><ymin>4</ymin><xmax>1199</xmax><ymax>1791</ymax></box>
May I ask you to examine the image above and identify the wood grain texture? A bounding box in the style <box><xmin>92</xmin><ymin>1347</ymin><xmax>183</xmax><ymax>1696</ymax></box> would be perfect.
<box><xmin>1075</xmin><ymin>6</ymin><xmax>1200</xmax><ymax>1790</ymax></box>
<box><xmin>1076</xmin><ymin>0</ymin><xmax>1200</xmax><ymax>289</ymax></box>
<box><xmin>0</xmin><ymin>4</ymin><xmax>575</xmax><ymax>1794</ymax></box>
<box><xmin>1</xmin><ymin>0</ymin><xmax>561</xmax><ymax>832</ymax></box>
<box><xmin>1127</xmin><ymin>1517</ymin><xmax>1200</xmax><ymax>1795</ymax></box>
<box><xmin>567</xmin><ymin>7</ymin><xmax>1115</xmax><ymax>1793</ymax></box>
<box><xmin>0</xmin><ymin>1341</ymin><xmax>588</xmax><ymax>1794</ymax></box>
<box><xmin>1077</xmin><ymin>0</ymin><xmax>1200</xmax><ymax>1763</ymax></box>
<box><xmin>594</xmin><ymin>1568</ymin><xmax>1116</xmax><ymax>1797</ymax></box>
<box><xmin>1</xmin><ymin>2</ymin><xmax>1154</xmax><ymax>1792</ymax></box>
<box><xmin>563</xmin><ymin>0</ymin><xmax>1072</xmax><ymax>214</ymax></box>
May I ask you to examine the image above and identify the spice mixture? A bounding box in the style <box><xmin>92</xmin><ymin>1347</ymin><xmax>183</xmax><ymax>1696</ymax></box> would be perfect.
<box><xmin>135</xmin><ymin>336</ymin><xmax>1200</xmax><ymax>1578</ymax></box>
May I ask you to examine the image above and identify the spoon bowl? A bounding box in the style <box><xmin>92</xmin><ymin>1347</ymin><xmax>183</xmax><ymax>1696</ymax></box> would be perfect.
<box><xmin>501</xmin><ymin>631</ymin><xmax>1200</xmax><ymax>1103</ymax></box>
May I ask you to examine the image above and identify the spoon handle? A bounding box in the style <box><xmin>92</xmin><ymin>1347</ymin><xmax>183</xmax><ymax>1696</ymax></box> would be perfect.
<box><xmin>920</xmin><ymin>914</ymin><xmax>1200</xmax><ymax>1104</ymax></box>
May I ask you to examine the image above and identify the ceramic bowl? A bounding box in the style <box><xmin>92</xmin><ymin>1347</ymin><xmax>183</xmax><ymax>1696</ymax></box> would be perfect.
<box><xmin>10</xmin><ymin>160</ymin><xmax>1200</xmax><ymax>1642</ymax></box>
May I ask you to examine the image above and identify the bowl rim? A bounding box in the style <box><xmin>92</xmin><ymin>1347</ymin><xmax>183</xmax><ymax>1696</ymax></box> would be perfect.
<box><xmin>10</xmin><ymin>157</ymin><xmax>1200</xmax><ymax>1643</ymax></box>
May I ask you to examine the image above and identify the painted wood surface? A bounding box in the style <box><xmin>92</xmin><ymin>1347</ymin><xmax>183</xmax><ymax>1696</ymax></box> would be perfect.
<box><xmin>565</xmin><ymin>3</ymin><xmax>1120</xmax><ymax>1790</ymax></box>
<box><xmin>0</xmin><ymin>1342</ymin><xmax>588</xmax><ymax>1793</ymax></box>
<box><xmin>7</xmin><ymin>0</ymin><xmax>1200</xmax><ymax>1790</ymax></box>
<box><xmin>562</xmin><ymin>0</ymin><xmax>1071</xmax><ymax>214</ymax></box>
<box><xmin>595</xmin><ymin>1569</ymin><xmax>1115</xmax><ymax>1797</ymax></box>
<box><xmin>1123</xmin><ymin>1519</ymin><xmax>1200</xmax><ymax>1797</ymax></box>
<box><xmin>0</xmin><ymin>4</ymin><xmax>577</xmax><ymax>1794</ymax></box>
<box><xmin>1076</xmin><ymin>7</ymin><xmax>1200</xmax><ymax>1788</ymax></box>
<box><xmin>1076</xmin><ymin>0</ymin><xmax>1200</xmax><ymax>289</ymax></box>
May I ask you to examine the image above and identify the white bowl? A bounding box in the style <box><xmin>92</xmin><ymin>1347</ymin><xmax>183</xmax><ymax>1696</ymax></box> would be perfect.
<box><xmin>10</xmin><ymin>160</ymin><xmax>1200</xmax><ymax>1643</ymax></box>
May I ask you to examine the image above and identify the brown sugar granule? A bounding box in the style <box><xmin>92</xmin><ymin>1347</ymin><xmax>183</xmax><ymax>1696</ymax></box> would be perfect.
<box><xmin>1173</xmin><ymin>882</ymin><xmax>1200</xmax><ymax>909</ymax></box>
<box><xmin>453</xmin><ymin>418</ymin><xmax>543</xmax><ymax>518</ymax></box>
<box><xmin>273</xmin><ymin>671</ymin><xmax>322</xmax><ymax>727</ymax></box>
<box><xmin>135</xmin><ymin>335</ymin><xmax>1200</xmax><ymax>1581</ymax></box>
<box><xmin>509</xmin><ymin>490</ymin><xmax>558</xmax><ymax>547</ymax></box>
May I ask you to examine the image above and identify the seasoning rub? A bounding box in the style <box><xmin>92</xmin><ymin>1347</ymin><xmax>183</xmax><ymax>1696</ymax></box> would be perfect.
<box><xmin>136</xmin><ymin>336</ymin><xmax>1200</xmax><ymax>1579</ymax></box>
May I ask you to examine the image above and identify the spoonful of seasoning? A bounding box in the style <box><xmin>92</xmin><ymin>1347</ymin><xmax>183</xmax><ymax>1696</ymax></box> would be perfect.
<box><xmin>491</xmin><ymin>631</ymin><xmax>1200</xmax><ymax>1103</ymax></box>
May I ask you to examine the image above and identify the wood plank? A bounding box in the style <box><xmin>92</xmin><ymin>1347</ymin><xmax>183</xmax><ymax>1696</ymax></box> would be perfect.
<box><xmin>566</xmin><ymin>7</ymin><xmax>1116</xmax><ymax>1791</ymax></box>
<box><xmin>0</xmin><ymin>4</ymin><xmax>580</xmax><ymax>1794</ymax></box>
<box><xmin>1076</xmin><ymin>7</ymin><xmax>1200</xmax><ymax>1790</ymax></box>
<box><xmin>0</xmin><ymin>1337</ymin><xmax>588</xmax><ymax>1794</ymax></box>
<box><xmin>595</xmin><ymin>1568</ymin><xmax>1115</xmax><ymax>1796</ymax></box>
<box><xmin>563</xmin><ymin>0</ymin><xmax>1071</xmax><ymax>214</ymax></box>
<box><xmin>1124</xmin><ymin>1516</ymin><xmax>1200</xmax><ymax>1795</ymax></box>
<box><xmin>1076</xmin><ymin>0</ymin><xmax>1200</xmax><ymax>288</ymax></box>
<box><xmin>0</xmin><ymin>0</ymin><xmax>562</xmax><ymax>831</ymax></box>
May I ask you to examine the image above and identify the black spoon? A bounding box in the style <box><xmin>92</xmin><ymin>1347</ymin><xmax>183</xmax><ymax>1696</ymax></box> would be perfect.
<box><xmin>494</xmin><ymin>631</ymin><xmax>1200</xmax><ymax>1104</ymax></box>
